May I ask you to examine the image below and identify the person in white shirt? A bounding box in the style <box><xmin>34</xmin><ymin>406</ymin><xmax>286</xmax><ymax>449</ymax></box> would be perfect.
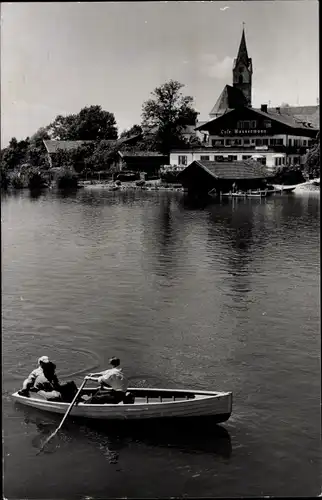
<box><xmin>90</xmin><ymin>357</ymin><xmax>128</xmax><ymax>403</ymax></box>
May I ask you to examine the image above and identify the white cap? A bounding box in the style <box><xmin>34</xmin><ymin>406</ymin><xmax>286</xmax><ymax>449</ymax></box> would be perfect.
<box><xmin>38</xmin><ymin>356</ymin><xmax>50</xmax><ymax>365</ymax></box>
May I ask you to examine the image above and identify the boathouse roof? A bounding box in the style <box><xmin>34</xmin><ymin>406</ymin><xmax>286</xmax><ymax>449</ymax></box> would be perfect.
<box><xmin>178</xmin><ymin>160</ymin><xmax>272</xmax><ymax>181</ymax></box>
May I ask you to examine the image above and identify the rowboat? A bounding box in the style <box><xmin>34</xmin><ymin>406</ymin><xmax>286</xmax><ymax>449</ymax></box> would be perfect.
<box><xmin>247</xmin><ymin>190</ymin><xmax>267</xmax><ymax>198</ymax></box>
<box><xmin>272</xmin><ymin>184</ymin><xmax>296</xmax><ymax>193</ymax></box>
<box><xmin>12</xmin><ymin>386</ymin><xmax>232</xmax><ymax>423</ymax></box>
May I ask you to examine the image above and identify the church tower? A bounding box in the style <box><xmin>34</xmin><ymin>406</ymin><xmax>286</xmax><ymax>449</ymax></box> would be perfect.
<box><xmin>233</xmin><ymin>27</ymin><xmax>253</xmax><ymax>107</ymax></box>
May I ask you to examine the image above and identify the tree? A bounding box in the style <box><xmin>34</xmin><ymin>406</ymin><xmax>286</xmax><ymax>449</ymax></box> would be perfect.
<box><xmin>141</xmin><ymin>80</ymin><xmax>199</xmax><ymax>154</ymax></box>
<box><xmin>1</xmin><ymin>137</ymin><xmax>30</xmax><ymax>171</ymax></box>
<box><xmin>120</xmin><ymin>124</ymin><xmax>143</xmax><ymax>138</ymax></box>
<box><xmin>303</xmin><ymin>133</ymin><xmax>320</xmax><ymax>179</ymax></box>
<box><xmin>48</xmin><ymin>106</ymin><xmax>118</xmax><ymax>141</ymax></box>
<box><xmin>27</xmin><ymin>127</ymin><xmax>51</xmax><ymax>167</ymax></box>
<box><xmin>48</xmin><ymin>114</ymin><xmax>78</xmax><ymax>140</ymax></box>
<box><xmin>88</xmin><ymin>140</ymin><xmax>119</xmax><ymax>172</ymax></box>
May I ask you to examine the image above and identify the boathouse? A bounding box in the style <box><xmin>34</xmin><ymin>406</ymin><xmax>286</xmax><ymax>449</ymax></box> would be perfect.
<box><xmin>114</xmin><ymin>151</ymin><xmax>169</xmax><ymax>177</ymax></box>
<box><xmin>177</xmin><ymin>159</ymin><xmax>272</xmax><ymax>196</ymax></box>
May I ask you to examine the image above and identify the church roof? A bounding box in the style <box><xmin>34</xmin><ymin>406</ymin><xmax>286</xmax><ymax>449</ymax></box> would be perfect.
<box><xmin>209</xmin><ymin>85</ymin><xmax>248</xmax><ymax>117</ymax></box>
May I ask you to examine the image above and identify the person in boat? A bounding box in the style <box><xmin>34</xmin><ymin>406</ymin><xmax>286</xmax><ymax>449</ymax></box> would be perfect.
<box><xmin>19</xmin><ymin>355</ymin><xmax>53</xmax><ymax>396</ymax></box>
<box><xmin>90</xmin><ymin>357</ymin><xmax>128</xmax><ymax>404</ymax></box>
<box><xmin>18</xmin><ymin>359</ymin><xmax>61</xmax><ymax>400</ymax></box>
<box><xmin>18</xmin><ymin>356</ymin><xmax>77</xmax><ymax>402</ymax></box>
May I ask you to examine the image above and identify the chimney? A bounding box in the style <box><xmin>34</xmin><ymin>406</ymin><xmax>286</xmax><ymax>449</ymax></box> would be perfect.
<box><xmin>276</xmin><ymin>107</ymin><xmax>281</xmax><ymax>113</ymax></box>
<box><xmin>261</xmin><ymin>104</ymin><xmax>268</xmax><ymax>113</ymax></box>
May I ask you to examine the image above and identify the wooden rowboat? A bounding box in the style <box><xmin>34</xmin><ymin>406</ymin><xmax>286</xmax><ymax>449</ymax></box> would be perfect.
<box><xmin>12</xmin><ymin>386</ymin><xmax>232</xmax><ymax>423</ymax></box>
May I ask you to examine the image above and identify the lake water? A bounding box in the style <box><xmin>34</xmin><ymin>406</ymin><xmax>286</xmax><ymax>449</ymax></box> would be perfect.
<box><xmin>2</xmin><ymin>188</ymin><xmax>320</xmax><ymax>498</ymax></box>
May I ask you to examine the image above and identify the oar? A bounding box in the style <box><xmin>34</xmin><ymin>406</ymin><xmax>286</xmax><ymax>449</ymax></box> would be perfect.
<box><xmin>37</xmin><ymin>376</ymin><xmax>89</xmax><ymax>454</ymax></box>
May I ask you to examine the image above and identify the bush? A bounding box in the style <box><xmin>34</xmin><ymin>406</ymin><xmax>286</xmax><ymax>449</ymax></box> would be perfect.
<box><xmin>56</xmin><ymin>169</ymin><xmax>78</xmax><ymax>190</ymax></box>
<box><xmin>11</xmin><ymin>173</ymin><xmax>25</xmax><ymax>189</ymax></box>
<box><xmin>0</xmin><ymin>169</ymin><xmax>10</xmax><ymax>189</ymax></box>
<box><xmin>28</xmin><ymin>170</ymin><xmax>48</xmax><ymax>190</ymax></box>
<box><xmin>272</xmin><ymin>165</ymin><xmax>305</xmax><ymax>185</ymax></box>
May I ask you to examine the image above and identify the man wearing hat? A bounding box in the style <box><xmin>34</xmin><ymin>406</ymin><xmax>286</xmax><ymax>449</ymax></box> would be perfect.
<box><xmin>90</xmin><ymin>357</ymin><xmax>128</xmax><ymax>404</ymax></box>
<box><xmin>19</xmin><ymin>356</ymin><xmax>51</xmax><ymax>396</ymax></box>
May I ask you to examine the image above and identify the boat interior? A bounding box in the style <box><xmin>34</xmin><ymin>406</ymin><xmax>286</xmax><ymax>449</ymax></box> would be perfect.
<box><xmin>79</xmin><ymin>387</ymin><xmax>198</xmax><ymax>405</ymax></box>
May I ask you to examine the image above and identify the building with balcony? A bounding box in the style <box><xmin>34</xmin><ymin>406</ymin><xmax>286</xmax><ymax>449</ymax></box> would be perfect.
<box><xmin>171</xmin><ymin>28</ymin><xmax>319</xmax><ymax>171</ymax></box>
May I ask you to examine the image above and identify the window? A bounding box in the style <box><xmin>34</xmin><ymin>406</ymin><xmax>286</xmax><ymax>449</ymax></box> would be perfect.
<box><xmin>212</xmin><ymin>139</ymin><xmax>224</xmax><ymax>147</ymax></box>
<box><xmin>200</xmin><ymin>155</ymin><xmax>210</xmax><ymax>161</ymax></box>
<box><xmin>260</xmin><ymin>157</ymin><xmax>267</xmax><ymax>166</ymax></box>
<box><xmin>262</xmin><ymin>139</ymin><xmax>269</xmax><ymax>146</ymax></box>
<box><xmin>234</xmin><ymin>139</ymin><xmax>243</xmax><ymax>146</ymax></box>
<box><xmin>289</xmin><ymin>139</ymin><xmax>293</xmax><ymax>146</ymax></box>
<box><xmin>264</xmin><ymin>120</ymin><xmax>272</xmax><ymax>128</ymax></box>
<box><xmin>239</xmin><ymin>67</ymin><xmax>244</xmax><ymax>73</ymax></box>
<box><xmin>215</xmin><ymin>155</ymin><xmax>224</xmax><ymax>162</ymax></box>
<box><xmin>228</xmin><ymin>155</ymin><xmax>238</xmax><ymax>161</ymax></box>
<box><xmin>255</xmin><ymin>139</ymin><xmax>262</xmax><ymax>146</ymax></box>
<box><xmin>237</xmin><ymin>121</ymin><xmax>250</xmax><ymax>129</ymax></box>
<box><xmin>242</xmin><ymin>155</ymin><xmax>252</xmax><ymax>160</ymax></box>
<box><xmin>243</xmin><ymin>138</ymin><xmax>250</xmax><ymax>145</ymax></box>
<box><xmin>251</xmin><ymin>121</ymin><xmax>257</xmax><ymax>129</ymax></box>
<box><xmin>303</xmin><ymin>140</ymin><xmax>307</xmax><ymax>146</ymax></box>
<box><xmin>239</xmin><ymin>75</ymin><xmax>243</xmax><ymax>84</ymax></box>
<box><xmin>178</xmin><ymin>155</ymin><xmax>187</xmax><ymax>166</ymax></box>
<box><xmin>225</xmin><ymin>139</ymin><xmax>232</xmax><ymax>146</ymax></box>
<box><xmin>270</xmin><ymin>138</ymin><xmax>283</xmax><ymax>146</ymax></box>
<box><xmin>275</xmin><ymin>157</ymin><xmax>283</xmax><ymax>166</ymax></box>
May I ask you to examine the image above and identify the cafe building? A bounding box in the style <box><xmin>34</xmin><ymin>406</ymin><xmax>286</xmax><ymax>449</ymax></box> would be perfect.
<box><xmin>170</xmin><ymin>28</ymin><xmax>319</xmax><ymax>172</ymax></box>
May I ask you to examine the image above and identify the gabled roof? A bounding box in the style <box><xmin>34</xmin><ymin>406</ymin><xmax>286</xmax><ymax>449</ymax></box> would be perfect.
<box><xmin>178</xmin><ymin>160</ymin><xmax>271</xmax><ymax>181</ymax></box>
<box><xmin>209</xmin><ymin>85</ymin><xmax>248</xmax><ymax>117</ymax></box>
<box><xmin>197</xmin><ymin>106</ymin><xmax>319</xmax><ymax>132</ymax></box>
<box><xmin>43</xmin><ymin>134</ymin><xmax>142</xmax><ymax>154</ymax></box>
<box><xmin>266</xmin><ymin>106</ymin><xmax>319</xmax><ymax>129</ymax></box>
<box><xmin>119</xmin><ymin>151</ymin><xmax>167</xmax><ymax>158</ymax></box>
<box><xmin>253</xmin><ymin>107</ymin><xmax>319</xmax><ymax>130</ymax></box>
<box><xmin>43</xmin><ymin>140</ymin><xmax>93</xmax><ymax>154</ymax></box>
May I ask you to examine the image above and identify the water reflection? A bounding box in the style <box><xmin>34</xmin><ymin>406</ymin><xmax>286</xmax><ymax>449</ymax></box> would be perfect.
<box><xmin>18</xmin><ymin>404</ymin><xmax>232</xmax><ymax>463</ymax></box>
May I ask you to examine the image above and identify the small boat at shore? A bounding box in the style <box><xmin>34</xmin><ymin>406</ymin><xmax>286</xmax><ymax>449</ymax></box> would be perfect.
<box><xmin>219</xmin><ymin>190</ymin><xmax>267</xmax><ymax>198</ymax></box>
<box><xmin>271</xmin><ymin>184</ymin><xmax>296</xmax><ymax>193</ymax></box>
<box><xmin>12</xmin><ymin>386</ymin><xmax>232</xmax><ymax>423</ymax></box>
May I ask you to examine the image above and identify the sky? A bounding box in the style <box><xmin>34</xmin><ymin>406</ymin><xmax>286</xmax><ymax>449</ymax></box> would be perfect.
<box><xmin>1</xmin><ymin>1</ymin><xmax>319</xmax><ymax>146</ymax></box>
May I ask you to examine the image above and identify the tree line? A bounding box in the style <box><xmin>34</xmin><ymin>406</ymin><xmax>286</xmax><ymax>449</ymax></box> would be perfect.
<box><xmin>0</xmin><ymin>80</ymin><xmax>201</xmax><ymax>188</ymax></box>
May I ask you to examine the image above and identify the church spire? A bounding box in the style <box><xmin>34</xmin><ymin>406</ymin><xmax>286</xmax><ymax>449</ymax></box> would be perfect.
<box><xmin>232</xmin><ymin>24</ymin><xmax>253</xmax><ymax>107</ymax></box>
<box><xmin>236</xmin><ymin>25</ymin><xmax>249</xmax><ymax>63</ymax></box>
